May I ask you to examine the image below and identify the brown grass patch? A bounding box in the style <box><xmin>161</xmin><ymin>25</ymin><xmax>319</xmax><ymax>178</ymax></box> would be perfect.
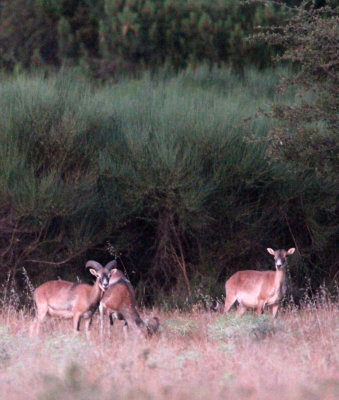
<box><xmin>0</xmin><ymin>304</ymin><xmax>338</xmax><ymax>400</ymax></box>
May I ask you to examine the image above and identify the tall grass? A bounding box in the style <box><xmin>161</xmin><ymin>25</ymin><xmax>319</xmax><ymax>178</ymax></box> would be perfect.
<box><xmin>0</xmin><ymin>299</ymin><xmax>338</xmax><ymax>400</ymax></box>
<box><xmin>0</xmin><ymin>66</ymin><xmax>336</xmax><ymax>303</ymax></box>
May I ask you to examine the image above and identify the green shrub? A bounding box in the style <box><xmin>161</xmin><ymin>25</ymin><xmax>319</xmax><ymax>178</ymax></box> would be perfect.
<box><xmin>0</xmin><ymin>66</ymin><xmax>336</xmax><ymax>305</ymax></box>
<box><xmin>252</xmin><ymin>2</ymin><xmax>338</xmax><ymax>283</ymax></box>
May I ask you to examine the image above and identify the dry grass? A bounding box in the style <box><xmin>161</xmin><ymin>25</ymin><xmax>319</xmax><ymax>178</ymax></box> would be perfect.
<box><xmin>0</xmin><ymin>304</ymin><xmax>338</xmax><ymax>400</ymax></box>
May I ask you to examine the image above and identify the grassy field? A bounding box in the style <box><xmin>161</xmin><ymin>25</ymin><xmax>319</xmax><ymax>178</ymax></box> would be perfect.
<box><xmin>1</xmin><ymin>301</ymin><xmax>338</xmax><ymax>400</ymax></box>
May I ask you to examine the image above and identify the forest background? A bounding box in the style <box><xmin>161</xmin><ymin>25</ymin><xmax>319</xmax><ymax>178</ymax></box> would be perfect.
<box><xmin>0</xmin><ymin>0</ymin><xmax>337</xmax><ymax>308</ymax></box>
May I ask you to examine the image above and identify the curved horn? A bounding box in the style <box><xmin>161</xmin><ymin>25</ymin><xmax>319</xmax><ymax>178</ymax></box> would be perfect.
<box><xmin>105</xmin><ymin>260</ymin><xmax>117</xmax><ymax>271</ymax></box>
<box><xmin>85</xmin><ymin>260</ymin><xmax>103</xmax><ymax>271</ymax></box>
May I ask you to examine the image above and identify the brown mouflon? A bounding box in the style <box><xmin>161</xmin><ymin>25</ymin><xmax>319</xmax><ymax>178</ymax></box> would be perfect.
<box><xmin>224</xmin><ymin>248</ymin><xmax>295</xmax><ymax>317</ymax></box>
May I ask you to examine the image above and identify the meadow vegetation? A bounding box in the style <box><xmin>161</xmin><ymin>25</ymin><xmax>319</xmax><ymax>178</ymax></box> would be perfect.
<box><xmin>0</xmin><ymin>296</ymin><xmax>338</xmax><ymax>400</ymax></box>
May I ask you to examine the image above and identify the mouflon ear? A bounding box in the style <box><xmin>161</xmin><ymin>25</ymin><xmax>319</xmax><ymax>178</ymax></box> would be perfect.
<box><xmin>287</xmin><ymin>248</ymin><xmax>295</xmax><ymax>255</ymax></box>
<box><xmin>267</xmin><ymin>248</ymin><xmax>275</xmax><ymax>255</ymax></box>
<box><xmin>89</xmin><ymin>268</ymin><xmax>99</xmax><ymax>277</ymax></box>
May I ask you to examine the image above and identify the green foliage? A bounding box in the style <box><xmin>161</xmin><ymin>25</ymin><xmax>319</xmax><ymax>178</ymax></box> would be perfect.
<box><xmin>0</xmin><ymin>0</ymin><xmax>101</xmax><ymax>70</ymax></box>
<box><xmin>0</xmin><ymin>0</ymin><xmax>287</xmax><ymax>75</ymax></box>
<box><xmin>0</xmin><ymin>0</ymin><xmax>58</xmax><ymax>69</ymax></box>
<box><xmin>99</xmin><ymin>0</ymin><xmax>286</xmax><ymax>74</ymax></box>
<box><xmin>0</xmin><ymin>72</ymin><xmax>111</xmax><ymax>286</ymax></box>
<box><xmin>0</xmin><ymin>66</ymin><xmax>336</xmax><ymax>303</ymax></box>
<box><xmin>250</xmin><ymin>1</ymin><xmax>338</xmax><ymax>281</ymax></box>
<box><xmin>255</xmin><ymin>3</ymin><xmax>338</xmax><ymax>178</ymax></box>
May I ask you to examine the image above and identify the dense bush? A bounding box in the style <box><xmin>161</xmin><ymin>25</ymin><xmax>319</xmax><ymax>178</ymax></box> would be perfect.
<box><xmin>0</xmin><ymin>0</ymin><xmax>288</xmax><ymax>76</ymax></box>
<box><xmin>253</xmin><ymin>2</ymin><xmax>338</xmax><ymax>178</ymax></box>
<box><xmin>250</xmin><ymin>1</ymin><xmax>338</xmax><ymax>287</ymax></box>
<box><xmin>0</xmin><ymin>67</ymin><xmax>337</xmax><ymax>305</ymax></box>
